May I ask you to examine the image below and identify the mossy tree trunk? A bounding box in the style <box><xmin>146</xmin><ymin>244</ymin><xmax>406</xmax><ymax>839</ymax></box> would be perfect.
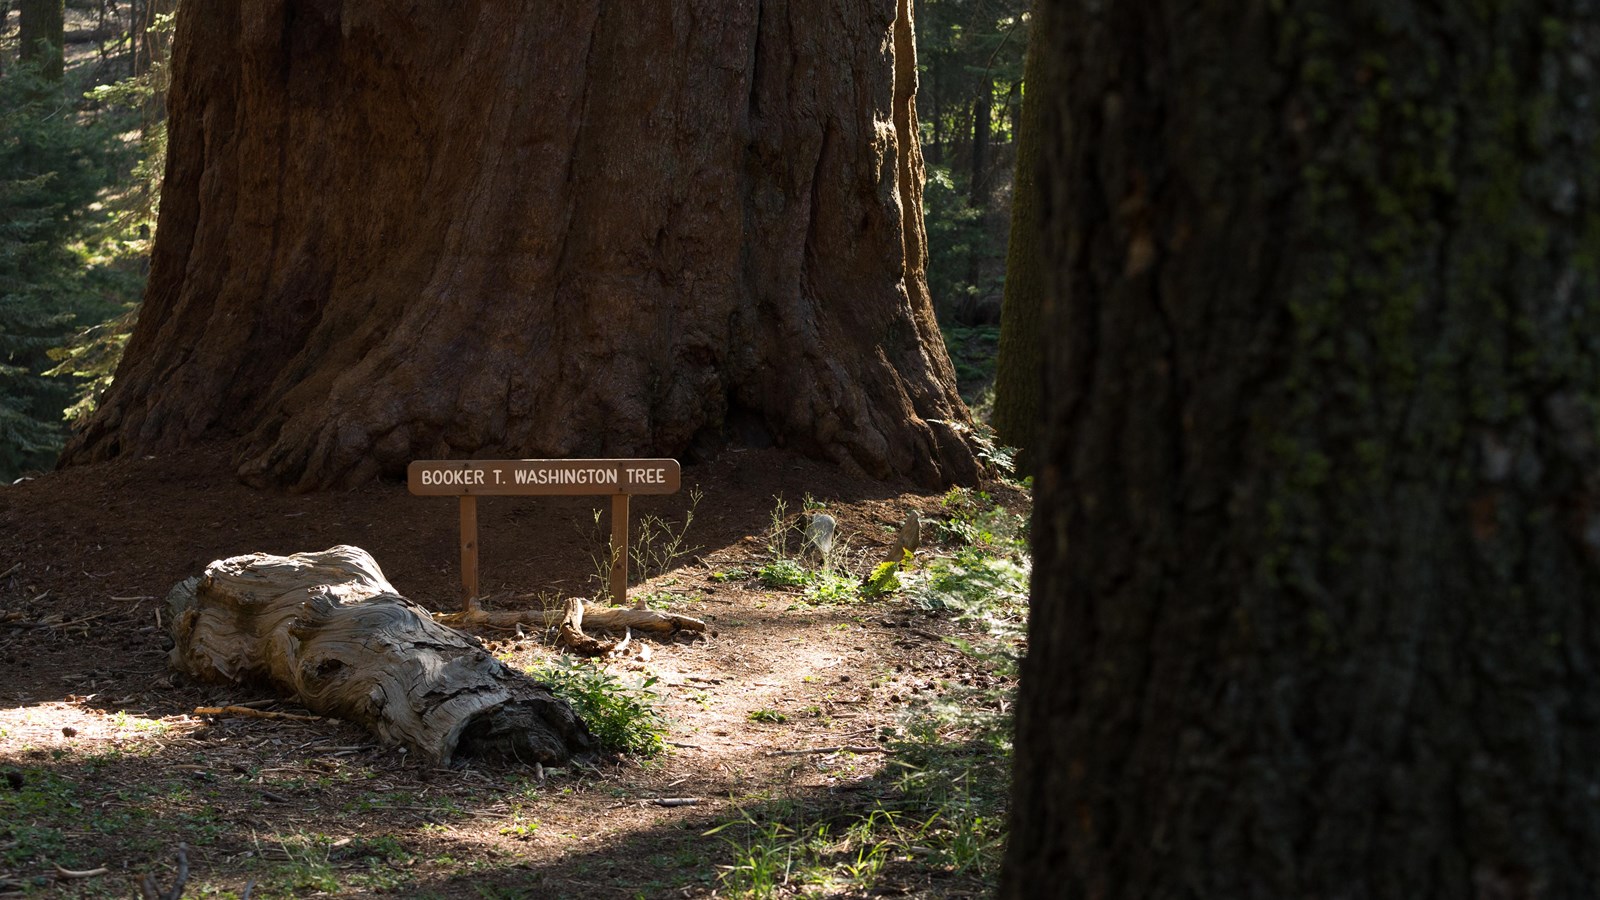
<box><xmin>989</xmin><ymin>2</ymin><xmax>1044</xmax><ymax>471</ymax></box>
<box><xmin>61</xmin><ymin>0</ymin><xmax>978</xmax><ymax>491</ymax></box>
<box><xmin>17</xmin><ymin>0</ymin><xmax>62</xmax><ymax>81</ymax></box>
<box><xmin>1004</xmin><ymin>2</ymin><xmax>1600</xmax><ymax>896</ymax></box>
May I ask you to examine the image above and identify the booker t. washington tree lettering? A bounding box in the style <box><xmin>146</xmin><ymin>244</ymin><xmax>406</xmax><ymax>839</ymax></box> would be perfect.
<box><xmin>61</xmin><ymin>0</ymin><xmax>979</xmax><ymax>490</ymax></box>
<box><xmin>1005</xmin><ymin>1</ymin><xmax>1600</xmax><ymax>896</ymax></box>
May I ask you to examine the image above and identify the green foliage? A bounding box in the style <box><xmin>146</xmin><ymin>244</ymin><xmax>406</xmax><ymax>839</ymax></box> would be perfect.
<box><xmin>746</xmin><ymin>708</ymin><xmax>788</xmax><ymax>725</ymax></box>
<box><xmin>863</xmin><ymin>560</ymin><xmax>903</xmax><ymax>597</ymax></box>
<box><xmin>756</xmin><ymin>556</ymin><xmax>809</xmax><ymax>589</ymax></box>
<box><xmin>942</xmin><ymin>321</ymin><xmax>1002</xmax><ymax>408</ymax></box>
<box><xmin>709</xmin><ymin>814</ymin><xmax>799</xmax><ymax>897</ymax></box>
<box><xmin>0</xmin><ymin>65</ymin><xmax>133</xmax><ymax>480</ymax></box>
<box><xmin>908</xmin><ymin>548</ymin><xmax>1027</xmax><ymax>624</ymax></box>
<box><xmin>917</xmin><ymin>0</ymin><xmax>1030</xmax><ymax>330</ymax></box>
<box><xmin>924</xmin><ymin>164</ymin><xmax>1005</xmax><ymax>311</ymax></box>
<box><xmin>934</xmin><ymin>486</ymin><xmax>1029</xmax><ymax>555</ymax></box>
<box><xmin>804</xmin><ymin>569</ymin><xmax>862</xmax><ymax>603</ymax></box>
<box><xmin>525</xmin><ymin>655</ymin><xmax>668</xmax><ymax>756</ymax></box>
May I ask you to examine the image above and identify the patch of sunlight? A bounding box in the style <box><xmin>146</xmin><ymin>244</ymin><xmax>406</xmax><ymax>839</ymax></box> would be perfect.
<box><xmin>0</xmin><ymin>699</ymin><xmax>203</xmax><ymax>751</ymax></box>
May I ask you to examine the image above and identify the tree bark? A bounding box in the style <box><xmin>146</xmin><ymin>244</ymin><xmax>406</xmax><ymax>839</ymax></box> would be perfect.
<box><xmin>17</xmin><ymin>0</ymin><xmax>62</xmax><ymax>81</ymax></box>
<box><xmin>989</xmin><ymin>5</ymin><xmax>1043</xmax><ymax>472</ymax></box>
<box><xmin>166</xmin><ymin>546</ymin><xmax>595</xmax><ymax>766</ymax></box>
<box><xmin>1005</xmin><ymin>2</ymin><xmax>1600</xmax><ymax>897</ymax></box>
<box><xmin>60</xmin><ymin>0</ymin><xmax>979</xmax><ymax>491</ymax></box>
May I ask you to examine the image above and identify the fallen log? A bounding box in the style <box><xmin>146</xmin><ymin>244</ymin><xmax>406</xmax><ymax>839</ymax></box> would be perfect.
<box><xmin>164</xmin><ymin>546</ymin><xmax>594</xmax><ymax>765</ymax></box>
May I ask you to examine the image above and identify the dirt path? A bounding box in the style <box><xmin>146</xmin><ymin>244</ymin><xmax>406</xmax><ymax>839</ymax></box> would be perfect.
<box><xmin>0</xmin><ymin>447</ymin><xmax>1021</xmax><ymax>898</ymax></box>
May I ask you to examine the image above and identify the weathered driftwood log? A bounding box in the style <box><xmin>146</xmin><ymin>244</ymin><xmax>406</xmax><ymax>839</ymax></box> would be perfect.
<box><xmin>164</xmin><ymin>546</ymin><xmax>594</xmax><ymax>765</ymax></box>
<box><xmin>435</xmin><ymin>595</ymin><xmax>707</xmax><ymax>658</ymax></box>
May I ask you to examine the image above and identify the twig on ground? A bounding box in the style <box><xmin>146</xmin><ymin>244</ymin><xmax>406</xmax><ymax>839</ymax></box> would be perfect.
<box><xmin>609</xmin><ymin>626</ymin><xmax>632</xmax><ymax>657</ymax></box>
<box><xmin>649</xmin><ymin>797</ymin><xmax>703</xmax><ymax>807</ymax></box>
<box><xmin>53</xmin><ymin>864</ymin><xmax>108</xmax><ymax>880</ymax></box>
<box><xmin>194</xmin><ymin>706</ymin><xmax>322</xmax><ymax>722</ymax></box>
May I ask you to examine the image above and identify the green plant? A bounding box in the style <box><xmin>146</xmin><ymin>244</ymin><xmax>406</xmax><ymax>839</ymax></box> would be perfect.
<box><xmin>498</xmin><ymin>813</ymin><xmax>540</xmax><ymax>839</ymax></box>
<box><xmin>710</xmin><ymin>816</ymin><xmax>797</xmax><ymax>898</ymax></box>
<box><xmin>756</xmin><ymin>557</ymin><xmax>809</xmax><ymax>589</ymax></box>
<box><xmin>526</xmin><ymin>655</ymin><xmax>668</xmax><ymax>756</ymax></box>
<box><xmin>863</xmin><ymin>560</ymin><xmax>902</xmax><ymax>597</ymax></box>
<box><xmin>747</xmin><ymin>708</ymin><xmax>788</xmax><ymax>725</ymax></box>
<box><xmin>271</xmin><ymin>834</ymin><xmax>342</xmax><ymax>893</ymax></box>
<box><xmin>934</xmin><ymin>487</ymin><xmax>1028</xmax><ymax>554</ymax></box>
<box><xmin>904</xmin><ymin>546</ymin><xmax>1028</xmax><ymax>628</ymax></box>
<box><xmin>631</xmin><ymin>487</ymin><xmax>704</xmax><ymax>582</ymax></box>
<box><xmin>803</xmin><ymin>569</ymin><xmax>861</xmax><ymax>604</ymax></box>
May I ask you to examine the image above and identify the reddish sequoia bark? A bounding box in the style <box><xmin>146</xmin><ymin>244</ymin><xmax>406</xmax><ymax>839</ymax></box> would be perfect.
<box><xmin>62</xmin><ymin>0</ymin><xmax>978</xmax><ymax>491</ymax></box>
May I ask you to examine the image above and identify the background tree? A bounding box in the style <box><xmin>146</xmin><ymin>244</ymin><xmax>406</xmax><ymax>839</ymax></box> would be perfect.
<box><xmin>62</xmin><ymin>0</ymin><xmax>980</xmax><ymax>491</ymax></box>
<box><xmin>16</xmin><ymin>0</ymin><xmax>61</xmax><ymax>81</ymax></box>
<box><xmin>916</xmin><ymin>0</ymin><xmax>1028</xmax><ymax>327</ymax></box>
<box><xmin>987</xmin><ymin>2</ymin><xmax>1042</xmax><ymax>470</ymax></box>
<box><xmin>0</xmin><ymin>2</ymin><xmax>163</xmax><ymax>481</ymax></box>
<box><xmin>1005</xmin><ymin>1</ymin><xmax>1600</xmax><ymax>896</ymax></box>
<box><xmin>0</xmin><ymin>63</ymin><xmax>127</xmax><ymax>481</ymax></box>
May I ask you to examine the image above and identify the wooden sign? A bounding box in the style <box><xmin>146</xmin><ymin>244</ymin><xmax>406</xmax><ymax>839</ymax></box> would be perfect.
<box><xmin>407</xmin><ymin>459</ymin><xmax>682</xmax><ymax>609</ymax></box>
<box><xmin>407</xmin><ymin>459</ymin><xmax>680</xmax><ymax>496</ymax></box>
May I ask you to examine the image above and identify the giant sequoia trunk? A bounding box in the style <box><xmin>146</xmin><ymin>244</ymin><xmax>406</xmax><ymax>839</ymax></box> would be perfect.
<box><xmin>1004</xmin><ymin>2</ymin><xmax>1600</xmax><ymax>897</ymax></box>
<box><xmin>62</xmin><ymin>0</ymin><xmax>978</xmax><ymax>491</ymax></box>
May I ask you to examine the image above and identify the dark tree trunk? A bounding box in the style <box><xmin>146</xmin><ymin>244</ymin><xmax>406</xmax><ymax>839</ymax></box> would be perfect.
<box><xmin>62</xmin><ymin>0</ymin><xmax>979</xmax><ymax>491</ymax></box>
<box><xmin>989</xmin><ymin>5</ymin><xmax>1043</xmax><ymax>472</ymax></box>
<box><xmin>1005</xmin><ymin>2</ymin><xmax>1600</xmax><ymax>897</ymax></box>
<box><xmin>968</xmin><ymin>73</ymin><xmax>992</xmax><ymax>209</ymax></box>
<box><xmin>17</xmin><ymin>0</ymin><xmax>62</xmax><ymax>80</ymax></box>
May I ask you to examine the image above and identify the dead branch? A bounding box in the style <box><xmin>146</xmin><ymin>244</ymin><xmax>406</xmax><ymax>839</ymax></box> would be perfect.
<box><xmin>53</xmin><ymin>864</ymin><xmax>108</xmax><ymax>880</ymax></box>
<box><xmin>439</xmin><ymin>595</ymin><xmax>705</xmax><ymax>635</ymax></box>
<box><xmin>764</xmin><ymin>746</ymin><xmax>887</xmax><ymax>757</ymax></box>
<box><xmin>138</xmin><ymin>843</ymin><xmax>188</xmax><ymax>900</ymax></box>
<box><xmin>193</xmin><ymin>706</ymin><xmax>322</xmax><ymax>722</ymax></box>
<box><xmin>439</xmin><ymin>595</ymin><xmax>705</xmax><ymax>658</ymax></box>
<box><xmin>556</xmin><ymin>596</ymin><xmax>612</xmax><ymax>656</ymax></box>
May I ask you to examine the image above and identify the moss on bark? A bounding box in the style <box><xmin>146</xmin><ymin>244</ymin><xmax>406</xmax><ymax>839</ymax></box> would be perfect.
<box><xmin>1005</xmin><ymin>2</ymin><xmax>1600</xmax><ymax>896</ymax></box>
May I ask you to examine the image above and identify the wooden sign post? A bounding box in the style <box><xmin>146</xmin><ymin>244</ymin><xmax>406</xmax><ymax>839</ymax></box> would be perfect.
<box><xmin>407</xmin><ymin>459</ymin><xmax>682</xmax><ymax>609</ymax></box>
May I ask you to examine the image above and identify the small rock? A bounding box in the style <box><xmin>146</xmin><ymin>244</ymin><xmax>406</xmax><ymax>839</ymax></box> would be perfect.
<box><xmin>804</xmin><ymin>513</ymin><xmax>837</xmax><ymax>560</ymax></box>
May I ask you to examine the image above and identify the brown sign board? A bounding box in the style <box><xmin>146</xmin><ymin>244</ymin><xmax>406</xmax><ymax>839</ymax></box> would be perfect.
<box><xmin>407</xmin><ymin>459</ymin><xmax>681</xmax><ymax>497</ymax></box>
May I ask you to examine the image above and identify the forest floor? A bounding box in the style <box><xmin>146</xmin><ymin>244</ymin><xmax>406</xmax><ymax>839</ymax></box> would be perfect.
<box><xmin>0</xmin><ymin>446</ymin><xmax>1027</xmax><ymax>899</ymax></box>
